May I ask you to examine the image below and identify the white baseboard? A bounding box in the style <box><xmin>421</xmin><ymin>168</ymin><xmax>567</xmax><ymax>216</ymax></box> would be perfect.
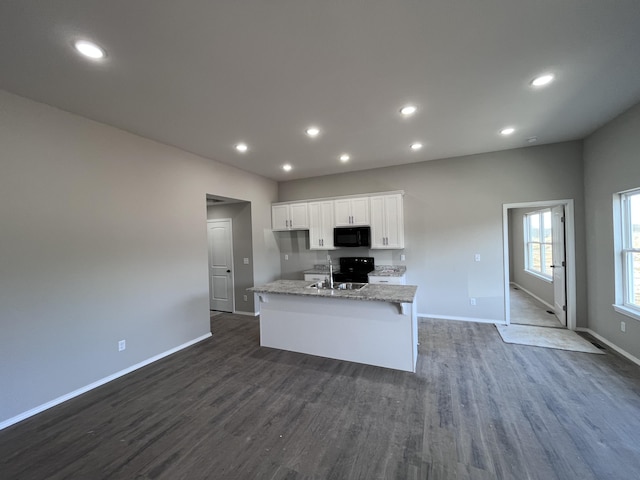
<box><xmin>234</xmin><ymin>310</ymin><xmax>259</xmax><ymax>317</ymax></box>
<box><xmin>0</xmin><ymin>332</ymin><xmax>212</xmax><ymax>431</ymax></box>
<box><xmin>510</xmin><ymin>282</ymin><xmax>554</xmax><ymax>311</ymax></box>
<box><xmin>419</xmin><ymin>313</ymin><xmax>505</xmax><ymax>325</ymax></box>
<box><xmin>576</xmin><ymin>328</ymin><xmax>640</xmax><ymax>367</ymax></box>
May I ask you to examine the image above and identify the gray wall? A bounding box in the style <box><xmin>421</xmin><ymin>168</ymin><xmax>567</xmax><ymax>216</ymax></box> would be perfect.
<box><xmin>584</xmin><ymin>101</ymin><xmax>640</xmax><ymax>360</ymax></box>
<box><xmin>0</xmin><ymin>91</ymin><xmax>279</xmax><ymax>425</ymax></box>
<box><xmin>278</xmin><ymin>141</ymin><xmax>587</xmax><ymax>323</ymax></box>
<box><xmin>207</xmin><ymin>202</ymin><xmax>255</xmax><ymax>313</ymax></box>
<box><xmin>508</xmin><ymin>208</ymin><xmax>554</xmax><ymax>306</ymax></box>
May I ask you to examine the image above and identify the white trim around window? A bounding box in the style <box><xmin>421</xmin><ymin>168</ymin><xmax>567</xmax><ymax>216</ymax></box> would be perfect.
<box><xmin>613</xmin><ymin>187</ymin><xmax>640</xmax><ymax>321</ymax></box>
<box><xmin>523</xmin><ymin>208</ymin><xmax>553</xmax><ymax>280</ymax></box>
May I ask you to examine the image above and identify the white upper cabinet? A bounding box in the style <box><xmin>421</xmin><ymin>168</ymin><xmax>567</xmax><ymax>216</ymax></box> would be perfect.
<box><xmin>334</xmin><ymin>196</ymin><xmax>370</xmax><ymax>226</ymax></box>
<box><xmin>308</xmin><ymin>200</ymin><xmax>335</xmax><ymax>249</ymax></box>
<box><xmin>272</xmin><ymin>202</ymin><xmax>309</xmax><ymax>230</ymax></box>
<box><xmin>370</xmin><ymin>194</ymin><xmax>404</xmax><ymax>249</ymax></box>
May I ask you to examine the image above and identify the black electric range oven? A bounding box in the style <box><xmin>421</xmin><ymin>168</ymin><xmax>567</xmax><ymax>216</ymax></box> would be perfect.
<box><xmin>332</xmin><ymin>257</ymin><xmax>375</xmax><ymax>284</ymax></box>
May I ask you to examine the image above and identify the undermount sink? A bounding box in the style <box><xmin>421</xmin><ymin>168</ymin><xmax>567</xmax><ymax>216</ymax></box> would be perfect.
<box><xmin>308</xmin><ymin>282</ymin><xmax>368</xmax><ymax>291</ymax></box>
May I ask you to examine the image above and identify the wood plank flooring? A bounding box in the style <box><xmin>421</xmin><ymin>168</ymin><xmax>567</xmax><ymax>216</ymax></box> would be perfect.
<box><xmin>2</xmin><ymin>315</ymin><xmax>640</xmax><ymax>479</ymax></box>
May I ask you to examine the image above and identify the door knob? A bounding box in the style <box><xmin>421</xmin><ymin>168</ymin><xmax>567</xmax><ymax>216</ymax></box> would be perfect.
<box><xmin>227</xmin><ymin>269</ymin><xmax>231</xmax><ymax>273</ymax></box>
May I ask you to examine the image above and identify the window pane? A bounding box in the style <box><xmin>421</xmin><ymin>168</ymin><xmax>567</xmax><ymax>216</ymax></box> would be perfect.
<box><xmin>631</xmin><ymin>193</ymin><xmax>640</xmax><ymax>249</ymax></box>
<box><xmin>531</xmin><ymin>244</ymin><xmax>541</xmax><ymax>272</ymax></box>
<box><xmin>630</xmin><ymin>252</ymin><xmax>640</xmax><ymax>307</ymax></box>
<box><xmin>542</xmin><ymin>211</ymin><xmax>552</xmax><ymax>243</ymax></box>
<box><xmin>529</xmin><ymin>214</ymin><xmax>540</xmax><ymax>242</ymax></box>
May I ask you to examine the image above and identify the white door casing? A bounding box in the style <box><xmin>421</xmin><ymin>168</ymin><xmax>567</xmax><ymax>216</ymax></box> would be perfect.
<box><xmin>207</xmin><ymin>219</ymin><xmax>234</xmax><ymax>312</ymax></box>
<box><xmin>502</xmin><ymin>199</ymin><xmax>577</xmax><ymax>330</ymax></box>
<box><xmin>551</xmin><ymin>205</ymin><xmax>567</xmax><ymax>326</ymax></box>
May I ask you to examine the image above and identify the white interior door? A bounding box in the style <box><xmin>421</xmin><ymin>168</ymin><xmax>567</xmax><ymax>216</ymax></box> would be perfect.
<box><xmin>551</xmin><ymin>205</ymin><xmax>566</xmax><ymax>326</ymax></box>
<box><xmin>207</xmin><ymin>219</ymin><xmax>234</xmax><ymax>312</ymax></box>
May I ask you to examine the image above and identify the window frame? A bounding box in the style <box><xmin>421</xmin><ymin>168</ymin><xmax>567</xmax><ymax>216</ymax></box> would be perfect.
<box><xmin>613</xmin><ymin>188</ymin><xmax>640</xmax><ymax>321</ymax></box>
<box><xmin>523</xmin><ymin>208</ymin><xmax>553</xmax><ymax>282</ymax></box>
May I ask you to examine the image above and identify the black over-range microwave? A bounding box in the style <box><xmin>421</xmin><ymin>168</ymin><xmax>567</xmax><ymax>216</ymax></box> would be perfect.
<box><xmin>333</xmin><ymin>226</ymin><xmax>371</xmax><ymax>248</ymax></box>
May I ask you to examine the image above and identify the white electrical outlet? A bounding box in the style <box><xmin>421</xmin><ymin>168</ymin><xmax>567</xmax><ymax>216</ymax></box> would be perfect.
<box><xmin>470</xmin><ymin>298</ymin><xmax>477</xmax><ymax>306</ymax></box>
<box><xmin>118</xmin><ymin>340</ymin><xmax>126</xmax><ymax>351</ymax></box>
<box><xmin>621</xmin><ymin>321</ymin><xmax>626</xmax><ymax>332</ymax></box>
<box><xmin>474</xmin><ymin>254</ymin><xmax>481</xmax><ymax>262</ymax></box>
<box><xmin>243</xmin><ymin>295</ymin><xmax>248</xmax><ymax>301</ymax></box>
<box><xmin>284</xmin><ymin>254</ymin><xmax>289</xmax><ymax>260</ymax></box>
<box><xmin>400</xmin><ymin>254</ymin><xmax>406</xmax><ymax>261</ymax></box>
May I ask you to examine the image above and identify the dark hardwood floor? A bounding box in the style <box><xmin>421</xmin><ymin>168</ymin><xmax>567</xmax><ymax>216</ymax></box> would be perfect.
<box><xmin>2</xmin><ymin>315</ymin><xmax>640</xmax><ymax>479</ymax></box>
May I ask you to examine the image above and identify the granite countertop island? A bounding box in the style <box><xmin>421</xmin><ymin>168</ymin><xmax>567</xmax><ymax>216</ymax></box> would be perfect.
<box><xmin>370</xmin><ymin>265</ymin><xmax>407</xmax><ymax>277</ymax></box>
<box><xmin>249</xmin><ymin>280</ymin><xmax>419</xmax><ymax>372</ymax></box>
<box><xmin>249</xmin><ymin>280</ymin><xmax>416</xmax><ymax>304</ymax></box>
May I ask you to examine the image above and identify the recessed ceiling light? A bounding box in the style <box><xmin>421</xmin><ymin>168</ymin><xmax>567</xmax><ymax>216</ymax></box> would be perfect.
<box><xmin>339</xmin><ymin>154</ymin><xmax>350</xmax><ymax>162</ymax></box>
<box><xmin>531</xmin><ymin>73</ymin><xmax>555</xmax><ymax>87</ymax></box>
<box><xmin>282</xmin><ymin>164</ymin><xmax>292</xmax><ymax>172</ymax></box>
<box><xmin>400</xmin><ymin>105</ymin><xmax>417</xmax><ymax>116</ymax></box>
<box><xmin>306</xmin><ymin>126</ymin><xmax>320</xmax><ymax>137</ymax></box>
<box><xmin>74</xmin><ymin>40</ymin><xmax>106</xmax><ymax>60</ymax></box>
<box><xmin>410</xmin><ymin>142</ymin><xmax>423</xmax><ymax>151</ymax></box>
<box><xmin>500</xmin><ymin>127</ymin><xmax>515</xmax><ymax>136</ymax></box>
<box><xmin>235</xmin><ymin>143</ymin><xmax>248</xmax><ymax>153</ymax></box>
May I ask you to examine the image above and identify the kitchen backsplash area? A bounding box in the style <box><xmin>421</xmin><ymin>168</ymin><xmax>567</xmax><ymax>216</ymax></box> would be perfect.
<box><xmin>276</xmin><ymin>230</ymin><xmax>405</xmax><ymax>280</ymax></box>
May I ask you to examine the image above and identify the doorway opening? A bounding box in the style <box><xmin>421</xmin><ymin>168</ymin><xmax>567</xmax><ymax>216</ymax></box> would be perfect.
<box><xmin>206</xmin><ymin>194</ymin><xmax>254</xmax><ymax>315</ymax></box>
<box><xmin>502</xmin><ymin>200</ymin><xmax>576</xmax><ymax>330</ymax></box>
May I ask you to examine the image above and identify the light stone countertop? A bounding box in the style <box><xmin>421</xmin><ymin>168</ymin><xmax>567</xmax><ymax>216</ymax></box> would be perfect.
<box><xmin>303</xmin><ymin>264</ymin><xmax>339</xmax><ymax>275</ymax></box>
<box><xmin>248</xmin><ymin>280</ymin><xmax>417</xmax><ymax>304</ymax></box>
<box><xmin>369</xmin><ymin>265</ymin><xmax>407</xmax><ymax>277</ymax></box>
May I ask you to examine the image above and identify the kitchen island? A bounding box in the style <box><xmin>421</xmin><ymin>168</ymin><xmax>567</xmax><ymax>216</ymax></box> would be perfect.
<box><xmin>248</xmin><ymin>280</ymin><xmax>418</xmax><ymax>372</ymax></box>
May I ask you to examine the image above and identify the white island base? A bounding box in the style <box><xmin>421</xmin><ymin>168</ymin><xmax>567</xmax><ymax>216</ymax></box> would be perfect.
<box><xmin>256</xmin><ymin>293</ymin><xmax>418</xmax><ymax>372</ymax></box>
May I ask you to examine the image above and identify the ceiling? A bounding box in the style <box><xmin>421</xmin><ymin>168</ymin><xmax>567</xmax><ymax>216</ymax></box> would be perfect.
<box><xmin>1</xmin><ymin>1</ymin><xmax>640</xmax><ymax>181</ymax></box>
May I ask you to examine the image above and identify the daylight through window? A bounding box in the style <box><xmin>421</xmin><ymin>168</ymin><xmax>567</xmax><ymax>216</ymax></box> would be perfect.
<box><xmin>524</xmin><ymin>209</ymin><xmax>553</xmax><ymax>280</ymax></box>
<box><xmin>620</xmin><ymin>189</ymin><xmax>640</xmax><ymax>311</ymax></box>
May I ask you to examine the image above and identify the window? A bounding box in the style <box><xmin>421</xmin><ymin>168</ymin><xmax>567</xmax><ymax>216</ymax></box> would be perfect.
<box><xmin>524</xmin><ymin>209</ymin><xmax>553</xmax><ymax>280</ymax></box>
<box><xmin>616</xmin><ymin>189</ymin><xmax>640</xmax><ymax>316</ymax></box>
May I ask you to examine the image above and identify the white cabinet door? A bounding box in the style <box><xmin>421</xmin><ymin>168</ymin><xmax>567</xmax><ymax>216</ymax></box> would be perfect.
<box><xmin>289</xmin><ymin>203</ymin><xmax>309</xmax><ymax>229</ymax></box>
<box><xmin>334</xmin><ymin>198</ymin><xmax>353</xmax><ymax>226</ymax></box>
<box><xmin>370</xmin><ymin>194</ymin><xmax>404</xmax><ymax>249</ymax></box>
<box><xmin>334</xmin><ymin>197</ymin><xmax>370</xmax><ymax>226</ymax></box>
<box><xmin>368</xmin><ymin>275</ymin><xmax>406</xmax><ymax>285</ymax></box>
<box><xmin>272</xmin><ymin>203</ymin><xmax>308</xmax><ymax>230</ymax></box>
<box><xmin>309</xmin><ymin>201</ymin><xmax>335</xmax><ymax>249</ymax></box>
<box><xmin>384</xmin><ymin>194</ymin><xmax>404</xmax><ymax>248</ymax></box>
<box><xmin>350</xmin><ymin>197</ymin><xmax>370</xmax><ymax>226</ymax></box>
<box><xmin>370</xmin><ymin>196</ymin><xmax>386</xmax><ymax>248</ymax></box>
<box><xmin>319</xmin><ymin>201</ymin><xmax>335</xmax><ymax>249</ymax></box>
<box><xmin>272</xmin><ymin>204</ymin><xmax>290</xmax><ymax>231</ymax></box>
